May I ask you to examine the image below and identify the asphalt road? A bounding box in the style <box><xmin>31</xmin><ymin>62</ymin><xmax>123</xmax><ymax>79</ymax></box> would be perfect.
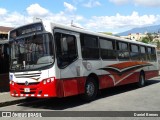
<box><xmin>0</xmin><ymin>77</ymin><xmax>160</xmax><ymax>120</ymax></box>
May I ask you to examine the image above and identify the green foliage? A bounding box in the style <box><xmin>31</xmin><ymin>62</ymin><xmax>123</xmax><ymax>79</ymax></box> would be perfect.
<box><xmin>141</xmin><ymin>33</ymin><xmax>154</xmax><ymax>44</ymax></box>
<box><xmin>141</xmin><ymin>37</ymin><xmax>150</xmax><ymax>44</ymax></box>
<box><xmin>157</xmin><ymin>40</ymin><xmax>160</xmax><ymax>49</ymax></box>
<box><xmin>100</xmin><ymin>32</ymin><xmax>113</xmax><ymax>35</ymax></box>
<box><xmin>141</xmin><ymin>33</ymin><xmax>160</xmax><ymax>49</ymax></box>
<box><xmin>147</xmin><ymin>33</ymin><xmax>153</xmax><ymax>41</ymax></box>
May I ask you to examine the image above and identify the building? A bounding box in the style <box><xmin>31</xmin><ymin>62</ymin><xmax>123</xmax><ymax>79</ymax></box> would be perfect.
<box><xmin>121</xmin><ymin>33</ymin><xmax>147</xmax><ymax>41</ymax></box>
<box><xmin>0</xmin><ymin>26</ymin><xmax>13</xmax><ymax>40</ymax></box>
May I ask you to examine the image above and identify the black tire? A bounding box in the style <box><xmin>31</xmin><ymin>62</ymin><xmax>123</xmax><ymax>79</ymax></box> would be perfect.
<box><xmin>81</xmin><ymin>77</ymin><xmax>98</xmax><ymax>101</ymax></box>
<box><xmin>138</xmin><ymin>73</ymin><xmax>145</xmax><ymax>87</ymax></box>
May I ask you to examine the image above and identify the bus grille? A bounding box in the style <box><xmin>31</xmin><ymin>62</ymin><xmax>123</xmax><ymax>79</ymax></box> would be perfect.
<box><xmin>14</xmin><ymin>72</ymin><xmax>41</xmax><ymax>78</ymax></box>
<box><xmin>17</xmin><ymin>82</ymin><xmax>40</xmax><ymax>85</ymax></box>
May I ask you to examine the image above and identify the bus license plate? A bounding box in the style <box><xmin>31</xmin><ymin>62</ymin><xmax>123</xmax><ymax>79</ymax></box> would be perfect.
<box><xmin>24</xmin><ymin>88</ymin><xmax>30</xmax><ymax>93</ymax></box>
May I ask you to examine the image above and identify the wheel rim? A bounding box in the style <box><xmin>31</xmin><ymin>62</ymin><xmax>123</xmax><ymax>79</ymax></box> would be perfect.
<box><xmin>86</xmin><ymin>82</ymin><xmax>95</xmax><ymax>97</ymax></box>
<box><xmin>141</xmin><ymin>75</ymin><xmax>144</xmax><ymax>86</ymax></box>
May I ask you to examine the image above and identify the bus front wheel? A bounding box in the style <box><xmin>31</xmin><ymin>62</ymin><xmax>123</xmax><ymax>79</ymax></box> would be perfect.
<box><xmin>81</xmin><ymin>77</ymin><xmax>98</xmax><ymax>101</ymax></box>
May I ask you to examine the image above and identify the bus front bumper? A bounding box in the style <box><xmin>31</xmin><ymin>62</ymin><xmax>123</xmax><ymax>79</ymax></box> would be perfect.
<box><xmin>10</xmin><ymin>78</ymin><xmax>58</xmax><ymax>98</ymax></box>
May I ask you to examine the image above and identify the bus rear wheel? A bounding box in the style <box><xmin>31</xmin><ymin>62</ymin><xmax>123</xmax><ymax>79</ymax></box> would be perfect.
<box><xmin>138</xmin><ymin>73</ymin><xmax>145</xmax><ymax>87</ymax></box>
<box><xmin>81</xmin><ymin>77</ymin><xmax>98</xmax><ymax>101</ymax></box>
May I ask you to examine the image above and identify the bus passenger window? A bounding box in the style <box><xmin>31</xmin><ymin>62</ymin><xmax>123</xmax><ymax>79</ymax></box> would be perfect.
<box><xmin>55</xmin><ymin>33</ymin><xmax>78</xmax><ymax>68</ymax></box>
<box><xmin>147</xmin><ymin>47</ymin><xmax>156</xmax><ymax>62</ymax></box>
<box><xmin>140</xmin><ymin>46</ymin><xmax>147</xmax><ymax>61</ymax></box>
<box><xmin>99</xmin><ymin>38</ymin><xmax>116</xmax><ymax>60</ymax></box>
<box><xmin>117</xmin><ymin>42</ymin><xmax>129</xmax><ymax>61</ymax></box>
<box><xmin>80</xmin><ymin>34</ymin><xmax>99</xmax><ymax>60</ymax></box>
<box><xmin>130</xmin><ymin>44</ymin><xmax>140</xmax><ymax>61</ymax></box>
<box><xmin>150</xmin><ymin>47</ymin><xmax>157</xmax><ymax>62</ymax></box>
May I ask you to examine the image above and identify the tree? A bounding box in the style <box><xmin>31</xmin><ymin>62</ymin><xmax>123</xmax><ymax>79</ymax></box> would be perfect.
<box><xmin>147</xmin><ymin>33</ymin><xmax>153</xmax><ymax>42</ymax></box>
<box><xmin>157</xmin><ymin>40</ymin><xmax>160</xmax><ymax>49</ymax></box>
<box><xmin>141</xmin><ymin>36</ymin><xmax>150</xmax><ymax>44</ymax></box>
<box><xmin>140</xmin><ymin>33</ymin><xmax>154</xmax><ymax>44</ymax></box>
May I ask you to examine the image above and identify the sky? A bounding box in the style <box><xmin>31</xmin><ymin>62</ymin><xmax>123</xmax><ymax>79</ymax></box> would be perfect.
<box><xmin>0</xmin><ymin>0</ymin><xmax>160</xmax><ymax>33</ymax></box>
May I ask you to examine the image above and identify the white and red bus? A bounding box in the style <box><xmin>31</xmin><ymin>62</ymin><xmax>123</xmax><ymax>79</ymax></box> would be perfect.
<box><xmin>9</xmin><ymin>22</ymin><xmax>159</xmax><ymax>101</ymax></box>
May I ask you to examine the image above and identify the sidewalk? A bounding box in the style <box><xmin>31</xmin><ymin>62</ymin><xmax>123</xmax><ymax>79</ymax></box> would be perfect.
<box><xmin>0</xmin><ymin>92</ymin><xmax>26</xmax><ymax>107</ymax></box>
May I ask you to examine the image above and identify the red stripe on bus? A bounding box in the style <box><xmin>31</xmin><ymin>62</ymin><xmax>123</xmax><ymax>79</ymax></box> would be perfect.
<box><xmin>10</xmin><ymin>70</ymin><xmax>159</xmax><ymax>98</ymax></box>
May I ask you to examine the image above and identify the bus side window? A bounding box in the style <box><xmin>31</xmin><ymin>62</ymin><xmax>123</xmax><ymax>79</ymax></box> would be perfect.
<box><xmin>140</xmin><ymin>46</ymin><xmax>147</xmax><ymax>61</ymax></box>
<box><xmin>55</xmin><ymin>32</ymin><xmax>78</xmax><ymax>68</ymax></box>
<box><xmin>130</xmin><ymin>44</ymin><xmax>140</xmax><ymax>61</ymax></box>
<box><xmin>99</xmin><ymin>38</ymin><xmax>116</xmax><ymax>60</ymax></box>
<box><xmin>117</xmin><ymin>41</ymin><xmax>129</xmax><ymax>61</ymax></box>
<box><xmin>147</xmin><ymin>47</ymin><xmax>152</xmax><ymax>61</ymax></box>
<box><xmin>80</xmin><ymin>34</ymin><xmax>99</xmax><ymax>60</ymax></box>
<box><xmin>151</xmin><ymin>47</ymin><xmax>157</xmax><ymax>62</ymax></box>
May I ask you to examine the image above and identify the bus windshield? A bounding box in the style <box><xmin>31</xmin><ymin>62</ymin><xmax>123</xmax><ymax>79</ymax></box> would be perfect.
<box><xmin>10</xmin><ymin>33</ymin><xmax>54</xmax><ymax>71</ymax></box>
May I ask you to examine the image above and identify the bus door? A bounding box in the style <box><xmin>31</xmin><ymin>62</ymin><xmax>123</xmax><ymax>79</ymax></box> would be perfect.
<box><xmin>54</xmin><ymin>29</ymin><xmax>82</xmax><ymax>97</ymax></box>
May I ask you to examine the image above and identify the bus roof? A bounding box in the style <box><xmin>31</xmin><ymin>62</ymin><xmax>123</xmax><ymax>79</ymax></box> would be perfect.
<box><xmin>49</xmin><ymin>22</ymin><xmax>156</xmax><ymax>47</ymax></box>
<box><xmin>9</xmin><ymin>21</ymin><xmax>156</xmax><ymax>48</ymax></box>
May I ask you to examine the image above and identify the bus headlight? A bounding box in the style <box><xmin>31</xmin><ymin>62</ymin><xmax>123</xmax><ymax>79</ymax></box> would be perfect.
<box><xmin>43</xmin><ymin>77</ymin><xmax>55</xmax><ymax>85</ymax></box>
<box><xmin>47</xmin><ymin>78</ymin><xmax>51</xmax><ymax>83</ymax></box>
<box><xmin>50</xmin><ymin>77</ymin><xmax>55</xmax><ymax>82</ymax></box>
<box><xmin>10</xmin><ymin>81</ymin><xmax>14</xmax><ymax>85</ymax></box>
<box><xmin>43</xmin><ymin>80</ymin><xmax>47</xmax><ymax>84</ymax></box>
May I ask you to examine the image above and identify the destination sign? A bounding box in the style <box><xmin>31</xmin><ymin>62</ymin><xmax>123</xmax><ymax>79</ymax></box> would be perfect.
<box><xmin>10</xmin><ymin>23</ymin><xmax>43</xmax><ymax>39</ymax></box>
